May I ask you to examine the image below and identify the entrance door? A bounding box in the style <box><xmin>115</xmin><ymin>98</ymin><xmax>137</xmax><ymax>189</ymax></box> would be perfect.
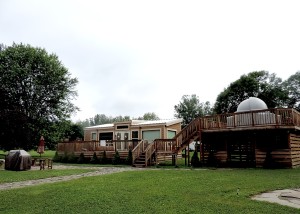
<box><xmin>116</xmin><ymin>132</ymin><xmax>130</xmax><ymax>150</ymax></box>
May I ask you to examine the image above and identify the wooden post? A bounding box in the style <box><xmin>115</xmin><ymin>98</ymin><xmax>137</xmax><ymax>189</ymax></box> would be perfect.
<box><xmin>184</xmin><ymin>148</ymin><xmax>187</xmax><ymax>166</ymax></box>
<box><xmin>188</xmin><ymin>144</ymin><xmax>190</xmax><ymax>167</ymax></box>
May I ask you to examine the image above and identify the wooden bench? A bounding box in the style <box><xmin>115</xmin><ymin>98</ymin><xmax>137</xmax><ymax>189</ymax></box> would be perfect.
<box><xmin>32</xmin><ymin>158</ymin><xmax>53</xmax><ymax>170</ymax></box>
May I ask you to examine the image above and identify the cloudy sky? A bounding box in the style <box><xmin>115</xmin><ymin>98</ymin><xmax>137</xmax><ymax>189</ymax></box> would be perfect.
<box><xmin>1</xmin><ymin>0</ymin><xmax>300</xmax><ymax>121</ymax></box>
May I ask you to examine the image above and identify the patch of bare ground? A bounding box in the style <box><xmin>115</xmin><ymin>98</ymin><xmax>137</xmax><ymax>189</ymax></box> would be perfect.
<box><xmin>252</xmin><ymin>189</ymin><xmax>300</xmax><ymax>209</ymax></box>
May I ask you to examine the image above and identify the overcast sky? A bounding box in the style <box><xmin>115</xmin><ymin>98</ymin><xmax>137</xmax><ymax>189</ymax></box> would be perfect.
<box><xmin>1</xmin><ymin>0</ymin><xmax>300</xmax><ymax>121</ymax></box>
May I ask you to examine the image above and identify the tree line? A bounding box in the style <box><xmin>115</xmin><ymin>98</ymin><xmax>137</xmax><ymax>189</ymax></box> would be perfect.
<box><xmin>78</xmin><ymin>112</ymin><xmax>160</xmax><ymax>127</ymax></box>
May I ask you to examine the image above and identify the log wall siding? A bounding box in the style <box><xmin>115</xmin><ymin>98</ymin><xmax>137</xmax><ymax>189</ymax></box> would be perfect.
<box><xmin>255</xmin><ymin>149</ymin><xmax>293</xmax><ymax>168</ymax></box>
<box><xmin>167</xmin><ymin>123</ymin><xmax>181</xmax><ymax>133</ymax></box>
<box><xmin>84</xmin><ymin>130</ymin><xmax>91</xmax><ymax>141</ymax></box>
<box><xmin>290</xmin><ymin>133</ymin><xmax>300</xmax><ymax>167</ymax></box>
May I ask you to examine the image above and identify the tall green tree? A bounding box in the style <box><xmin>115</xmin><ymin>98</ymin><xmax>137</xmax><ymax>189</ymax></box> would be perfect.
<box><xmin>137</xmin><ymin>112</ymin><xmax>160</xmax><ymax>120</ymax></box>
<box><xmin>64</xmin><ymin>122</ymin><xmax>84</xmax><ymax>141</ymax></box>
<box><xmin>174</xmin><ymin>95</ymin><xmax>213</xmax><ymax>127</ymax></box>
<box><xmin>0</xmin><ymin>43</ymin><xmax>78</xmax><ymax>150</ymax></box>
<box><xmin>214</xmin><ymin>71</ymin><xmax>288</xmax><ymax>113</ymax></box>
<box><xmin>283</xmin><ymin>71</ymin><xmax>300</xmax><ymax>111</ymax></box>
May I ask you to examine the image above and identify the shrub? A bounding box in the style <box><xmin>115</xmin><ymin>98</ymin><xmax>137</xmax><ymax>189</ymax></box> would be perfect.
<box><xmin>191</xmin><ymin>150</ymin><xmax>200</xmax><ymax>167</ymax></box>
<box><xmin>125</xmin><ymin>149</ymin><xmax>133</xmax><ymax>165</ymax></box>
<box><xmin>68</xmin><ymin>152</ymin><xmax>77</xmax><ymax>163</ymax></box>
<box><xmin>77</xmin><ymin>152</ymin><xmax>85</xmax><ymax>164</ymax></box>
<box><xmin>207</xmin><ymin>151</ymin><xmax>218</xmax><ymax>167</ymax></box>
<box><xmin>52</xmin><ymin>151</ymin><xmax>61</xmax><ymax>162</ymax></box>
<box><xmin>112</xmin><ymin>151</ymin><xmax>121</xmax><ymax>165</ymax></box>
<box><xmin>61</xmin><ymin>151</ymin><xmax>69</xmax><ymax>163</ymax></box>
<box><xmin>100</xmin><ymin>150</ymin><xmax>108</xmax><ymax>164</ymax></box>
<box><xmin>264</xmin><ymin>150</ymin><xmax>275</xmax><ymax>169</ymax></box>
<box><xmin>90</xmin><ymin>152</ymin><xmax>99</xmax><ymax>164</ymax></box>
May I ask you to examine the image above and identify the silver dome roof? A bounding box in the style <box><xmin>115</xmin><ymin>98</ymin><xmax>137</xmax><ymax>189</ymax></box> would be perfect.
<box><xmin>236</xmin><ymin>97</ymin><xmax>268</xmax><ymax>112</ymax></box>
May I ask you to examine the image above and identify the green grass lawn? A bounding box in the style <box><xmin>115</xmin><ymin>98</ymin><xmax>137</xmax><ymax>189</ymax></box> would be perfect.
<box><xmin>0</xmin><ymin>168</ymin><xmax>299</xmax><ymax>213</ymax></box>
<box><xmin>28</xmin><ymin>150</ymin><xmax>56</xmax><ymax>159</ymax></box>
<box><xmin>0</xmin><ymin>150</ymin><xmax>56</xmax><ymax>159</ymax></box>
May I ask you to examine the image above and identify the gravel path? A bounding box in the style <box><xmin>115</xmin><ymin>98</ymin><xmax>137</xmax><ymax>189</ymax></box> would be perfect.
<box><xmin>0</xmin><ymin>166</ymin><xmax>145</xmax><ymax>191</ymax></box>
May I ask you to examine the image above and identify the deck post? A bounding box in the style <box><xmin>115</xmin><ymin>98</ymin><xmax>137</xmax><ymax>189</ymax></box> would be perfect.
<box><xmin>184</xmin><ymin>148</ymin><xmax>187</xmax><ymax>166</ymax></box>
<box><xmin>172</xmin><ymin>154</ymin><xmax>175</xmax><ymax>166</ymax></box>
<box><xmin>188</xmin><ymin>144</ymin><xmax>190</xmax><ymax>167</ymax></box>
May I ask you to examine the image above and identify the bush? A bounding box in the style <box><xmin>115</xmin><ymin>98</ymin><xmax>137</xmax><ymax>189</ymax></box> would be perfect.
<box><xmin>61</xmin><ymin>151</ymin><xmax>69</xmax><ymax>163</ymax></box>
<box><xmin>68</xmin><ymin>152</ymin><xmax>77</xmax><ymax>163</ymax></box>
<box><xmin>112</xmin><ymin>151</ymin><xmax>121</xmax><ymax>165</ymax></box>
<box><xmin>264</xmin><ymin>150</ymin><xmax>275</xmax><ymax>169</ymax></box>
<box><xmin>191</xmin><ymin>150</ymin><xmax>200</xmax><ymax>167</ymax></box>
<box><xmin>125</xmin><ymin>149</ymin><xmax>133</xmax><ymax>165</ymax></box>
<box><xmin>52</xmin><ymin>151</ymin><xmax>61</xmax><ymax>162</ymax></box>
<box><xmin>77</xmin><ymin>152</ymin><xmax>86</xmax><ymax>164</ymax></box>
<box><xmin>90</xmin><ymin>152</ymin><xmax>99</xmax><ymax>164</ymax></box>
<box><xmin>100</xmin><ymin>150</ymin><xmax>108</xmax><ymax>164</ymax></box>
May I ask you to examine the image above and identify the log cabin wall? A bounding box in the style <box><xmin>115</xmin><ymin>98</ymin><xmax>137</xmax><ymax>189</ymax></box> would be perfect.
<box><xmin>255</xmin><ymin>130</ymin><xmax>291</xmax><ymax>168</ymax></box>
<box><xmin>201</xmin><ymin>133</ymin><xmax>227</xmax><ymax>167</ymax></box>
<box><xmin>290</xmin><ymin>133</ymin><xmax>300</xmax><ymax>168</ymax></box>
<box><xmin>202</xmin><ymin>130</ymin><xmax>294</xmax><ymax>168</ymax></box>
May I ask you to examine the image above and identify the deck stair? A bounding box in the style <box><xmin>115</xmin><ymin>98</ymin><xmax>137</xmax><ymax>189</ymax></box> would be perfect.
<box><xmin>133</xmin><ymin>152</ymin><xmax>146</xmax><ymax>167</ymax></box>
<box><xmin>173</xmin><ymin>117</ymin><xmax>203</xmax><ymax>153</ymax></box>
<box><xmin>132</xmin><ymin>117</ymin><xmax>204</xmax><ymax>166</ymax></box>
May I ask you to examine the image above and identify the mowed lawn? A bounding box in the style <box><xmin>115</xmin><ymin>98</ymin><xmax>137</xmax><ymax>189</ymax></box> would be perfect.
<box><xmin>0</xmin><ymin>168</ymin><xmax>300</xmax><ymax>214</ymax></box>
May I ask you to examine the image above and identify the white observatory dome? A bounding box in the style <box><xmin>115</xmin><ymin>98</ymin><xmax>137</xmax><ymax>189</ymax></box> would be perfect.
<box><xmin>236</xmin><ymin>97</ymin><xmax>268</xmax><ymax>112</ymax></box>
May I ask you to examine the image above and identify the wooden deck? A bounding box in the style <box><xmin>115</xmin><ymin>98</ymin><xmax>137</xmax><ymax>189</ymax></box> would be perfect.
<box><xmin>57</xmin><ymin>108</ymin><xmax>300</xmax><ymax>168</ymax></box>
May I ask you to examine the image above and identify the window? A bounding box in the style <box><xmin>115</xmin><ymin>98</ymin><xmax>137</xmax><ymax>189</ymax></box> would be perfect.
<box><xmin>132</xmin><ymin>131</ymin><xmax>138</xmax><ymax>139</ymax></box>
<box><xmin>167</xmin><ymin>130</ymin><xmax>176</xmax><ymax>139</ymax></box>
<box><xmin>117</xmin><ymin>125</ymin><xmax>128</xmax><ymax>129</ymax></box>
<box><xmin>142</xmin><ymin>130</ymin><xmax>160</xmax><ymax>142</ymax></box>
<box><xmin>117</xmin><ymin>133</ymin><xmax>121</xmax><ymax>140</ymax></box>
<box><xmin>91</xmin><ymin>133</ymin><xmax>97</xmax><ymax>140</ymax></box>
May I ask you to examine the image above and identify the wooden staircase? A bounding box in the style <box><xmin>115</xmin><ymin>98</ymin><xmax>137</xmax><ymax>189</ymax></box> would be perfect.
<box><xmin>132</xmin><ymin>140</ymin><xmax>156</xmax><ymax>167</ymax></box>
<box><xmin>132</xmin><ymin>117</ymin><xmax>204</xmax><ymax>167</ymax></box>
<box><xmin>133</xmin><ymin>152</ymin><xmax>146</xmax><ymax>167</ymax></box>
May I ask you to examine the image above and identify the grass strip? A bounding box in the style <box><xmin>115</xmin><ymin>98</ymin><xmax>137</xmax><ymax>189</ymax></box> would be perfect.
<box><xmin>0</xmin><ymin>168</ymin><xmax>299</xmax><ymax>213</ymax></box>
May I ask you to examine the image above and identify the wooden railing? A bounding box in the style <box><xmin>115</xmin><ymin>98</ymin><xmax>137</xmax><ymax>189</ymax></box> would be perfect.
<box><xmin>201</xmin><ymin>108</ymin><xmax>299</xmax><ymax>129</ymax></box>
<box><xmin>144</xmin><ymin>143</ymin><xmax>156</xmax><ymax>166</ymax></box>
<box><xmin>132</xmin><ymin>140</ymin><xmax>148</xmax><ymax>164</ymax></box>
<box><xmin>161</xmin><ymin>108</ymin><xmax>300</xmax><ymax>155</ymax></box>
<box><xmin>170</xmin><ymin>117</ymin><xmax>202</xmax><ymax>152</ymax></box>
<box><xmin>153</xmin><ymin>139</ymin><xmax>176</xmax><ymax>152</ymax></box>
<box><xmin>57</xmin><ymin>141</ymin><xmax>114</xmax><ymax>153</ymax></box>
<box><xmin>106</xmin><ymin>140</ymin><xmax>139</xmax><ymax>151</ymax></box>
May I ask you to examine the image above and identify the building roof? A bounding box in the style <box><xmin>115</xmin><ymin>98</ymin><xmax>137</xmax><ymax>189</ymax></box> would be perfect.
<box><xmin>84</xmin><ymin>118</ymin><xmax>183</xmax><ymax>130</ymax></box>
<box><xmin>131</xmin><ymin>118</ymin><xmax>183</xmax><ymax>127</ymax></box>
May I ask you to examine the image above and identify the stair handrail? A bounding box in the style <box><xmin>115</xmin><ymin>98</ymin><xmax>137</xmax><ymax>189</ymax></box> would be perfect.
<box><xmin>172</xmin><ymin>117</ymin><xmax>203</xmax><ymax>152</ymax></box>
<box><xmin>132</xmin><ymin>140</ymin><xmax>145</xmax><ymax>164</ymax></box>
<box><xmin>144</xmin><ymin>142</ymin><xmax>156</xmax><ymax>166</ymax></box>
